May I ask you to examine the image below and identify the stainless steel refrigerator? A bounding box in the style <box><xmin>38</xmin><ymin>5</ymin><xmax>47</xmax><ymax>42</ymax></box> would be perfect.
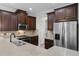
<box><xmin>53</xmin><ymin>21</ymin><xmax>78</xmax><ymax>51</ymax></box>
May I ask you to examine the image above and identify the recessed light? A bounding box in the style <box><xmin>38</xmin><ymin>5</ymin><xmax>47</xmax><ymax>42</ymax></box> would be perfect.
<box><xmin>29</xmin><ymin>8</ymin><xmax>32</xmax><ymax>11</ymax></box>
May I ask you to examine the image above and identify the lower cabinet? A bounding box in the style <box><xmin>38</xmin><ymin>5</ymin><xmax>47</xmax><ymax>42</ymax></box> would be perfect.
<box><xmin>22</xmin><ymin>37</ymin><xmax>31</xmax><ymax>43</ymax></box>
<box><xmin>45</xmin><ymin>39</ymin><xmax>54</xmax><ymax>49</ymax></box>
<box><xmin>21</xmin><ymin>36</ymin><xmax>38</xmax><ymax>46</ymax></box>
<box><xmin>30</xmin><ymin>36</ymin><xmax>38</xmax><ymax>46</ymax></box>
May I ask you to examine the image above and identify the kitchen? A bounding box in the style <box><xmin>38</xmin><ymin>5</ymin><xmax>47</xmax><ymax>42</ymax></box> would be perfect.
<box><xmin>0</xmin><ymin>3</ymin><xmax>79</xmax><ymax>56</ymax></box>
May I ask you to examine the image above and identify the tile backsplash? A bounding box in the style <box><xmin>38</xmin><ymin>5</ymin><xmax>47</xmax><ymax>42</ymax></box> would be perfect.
<box><xmin>0</xmin><ymin>30</ymin><xmax>38</xmax><ymax>38</ymax></box>
<box><xmin>45</xmin><ymin>31</ymin><xmax>53</xmax><ymax>40</ymax></box>
<box><xmin>15</xmin><ymin>30</ymin><xmax>38</xmax><ymax>36</ymax></box>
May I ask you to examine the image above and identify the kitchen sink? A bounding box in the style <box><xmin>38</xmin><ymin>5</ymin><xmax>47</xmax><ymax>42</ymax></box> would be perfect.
<box><xmin>12</xmin><ymin>40</ymin><xmax>26</xmax><ymax>46</ymax></box>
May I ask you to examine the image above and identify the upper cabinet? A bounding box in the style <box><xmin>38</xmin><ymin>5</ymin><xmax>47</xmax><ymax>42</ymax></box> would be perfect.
<box><xmin>55</xmin><ymin>3</ymin><xmax>78</xmax><ymax>22</ymax></box>
<box><xmin>27</xmin><ymin>16</ymin><xmax>36</xmax><ymax>30</ymax></box>
<box><xmin>55</xmin><ymin>8</ymin><xmax>65</xmax><ymax>21</ymax></box>
<box><xmin>15</xmin><ymin>10</ymin><xmax>36</xmax><ymax>30</ymax></box>
<box><xmin>0</xmin><ymin>10</ymin><xmax>18</xmax><ymax>31</ymax></box>
<box><xmin>15</xmin><ymin>9</ymin><xmax>28</xmax><ymax>24</ymax></box>
<box><xmin>0</xmin><ymin>9</ymin><xmax>36</xmax><ymax>31</ymax></box>
<box><xmin>65</xmin><ymin>4</ymin><xmax>78</xmax><ymax>20</ymax></box>
<box><xmin>1</xmin><ymin>12</ymin><xmax>11</xmax><ymax>31</ymax></box>
<box><xmin>47</xmin><ymin>12</ymin><xmax>55</xmax><ymax>31</ymax></box>
<box><xmin>10</xmin><ymin>14</ymin><xmax>18</xmax><ymax>31</ymax></box>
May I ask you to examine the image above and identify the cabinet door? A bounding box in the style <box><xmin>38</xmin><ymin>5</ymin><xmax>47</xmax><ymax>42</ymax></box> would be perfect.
<box><xmin>65</xmin><ymin>4</ymin><xmax>78</xmax><ymax>20</ymax></box>
<box><xmin>32</xmin><ymin>17</ymin><xmax>36</xmax><ymax>30</ymax></box>
<box><xmin>28</xmin><ymin>16</ymin><xmax>36</xmax><ymax>30</ymax></box>
<box><xmin>47</xmin><ymin>12</ymin><xmax>55</xmax><ymax>30</ymax></box>
<box><xmin>55</xmin><ymin>3</ymin><xmax>78</xmax><ymax>22</ymax></box>
<box><xmin>17</xmin><ymin>13</ymin><xmax>26</xmax><ymax>24</ymax></box>
<box><xmin>10</xmin><ymin>14</ymin><xmax>18</xmax><ymax>31</ymax></box>
<box><xmin>1</xmin><ymin>12</ymin><xmax>11</xmax><ymax>31</ymax></box>
<box><xmin>31</xmin><ymin>36</ymin><xmax>38</xmax><ymax>46</ymax></box>
<box><xmin>45</xmin><ymin>39</ymin><xmax>54</xmax><ymax>49</ymax></box>
<box><xmin>55</xmin><ymin>8</ymin><xmax>65</xmax><ymax>21</ymax></box>
<box><xmin>27</xmin><ymin>17</ymin><xmax>32</xmax><ymax>30</ymax></box>
<box><xmin>66</xmin><ymin>22</ymin><xmax>77</xmax><ymax>50</ymax></box>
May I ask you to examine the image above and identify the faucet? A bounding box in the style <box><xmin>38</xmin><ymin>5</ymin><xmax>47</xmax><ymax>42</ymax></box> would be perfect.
<box><xmin>10</xmin><ymin>33</ymin><xmax>16</xmax><ymax>42</ymax></box>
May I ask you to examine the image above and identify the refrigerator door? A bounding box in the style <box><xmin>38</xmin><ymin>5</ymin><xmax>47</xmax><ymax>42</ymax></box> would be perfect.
<box><xmin>65</xmin><ymin>21</ymin><xmax>77</xmax><ymax>50</ymax></box>
<box><xmin>53</xmin><ymin>22</ymin><xmax>63</xmax><ymax>47</ymax></box>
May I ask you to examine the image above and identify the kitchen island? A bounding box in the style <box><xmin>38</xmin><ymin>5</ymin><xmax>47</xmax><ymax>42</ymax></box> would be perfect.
<box><xmin>0</xmin><ymin>36</ymin><xmax>79</xmax><ymax>56</ymax></box>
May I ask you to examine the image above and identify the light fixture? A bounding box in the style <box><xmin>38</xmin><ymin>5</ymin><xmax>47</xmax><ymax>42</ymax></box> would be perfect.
<box><xmin>29</xmin><ymin>8</ymin><xmax>32</xmax><ymax>11</ymax></box>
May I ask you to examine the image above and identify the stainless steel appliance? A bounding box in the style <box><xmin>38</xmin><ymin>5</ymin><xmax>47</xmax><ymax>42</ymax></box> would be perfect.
<box><xmin>18</xmin><ymin>24</ymin><xmax>27</xmax><ymax>30</ymax></box>
<box><xmin>53</xmin><ymin>21</ymin><xmax>78</xmax><ymax>51</ymax></box>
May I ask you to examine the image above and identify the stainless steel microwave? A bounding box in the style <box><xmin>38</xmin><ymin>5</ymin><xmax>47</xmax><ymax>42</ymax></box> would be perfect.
<box><xmin>18</xmin><ymin>24</ymin><xmax>27</xmax><ymax>30</ymax></box>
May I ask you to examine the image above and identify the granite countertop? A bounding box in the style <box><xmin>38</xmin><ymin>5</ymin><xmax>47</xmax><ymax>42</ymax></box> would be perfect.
<box><xmin>45</xmin><ymin>36</ymin><xmax>53</xmax><ymax>40</ymax></box>
<box><xmin>15</xmin><ymin>35</ymin><xmax>38</xmax><ymax>40</ymax></box>
<box><xmin>0</xmin><ymin>37</ymin><xmax>78</xmax><ymax>56</ymax></box>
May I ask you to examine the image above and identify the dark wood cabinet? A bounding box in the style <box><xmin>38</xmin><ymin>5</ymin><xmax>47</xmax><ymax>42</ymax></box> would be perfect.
<box><xmin>28</xmin><ymin>16</ymin><xmax>36</xmax><ymax>30</ymax></box>
<box><xmin>0</xmin><ymin>9</ymin><xmax>36</xmax><ymax>31</ymax></box>
<box><xmin>55</xmin><ymin>8</ymin><xmax>65</xmax><ymax>21</ymax></box>
<box><xmin>16</xmin><ymin>9</ymin><xmax>27</xmax><ymax>24</ymax></box>
<box><xmin>45</xmin><ymin>39</ymin><xmax>54</xmax><ymax>49</ymax></box>
<box><xmin>10</xmin><ymin>14</ymin><xmax>18</xmax><ymax>31</ymax></box>
<box><xmin>1</xmin><ymin>12</ymin><xmax>11</xmax><ymax>31</ymax></box>
<box><xmin>47</xmin><ymin>12</ymin><xmax>55</xmax><ymax>31</ymax></box>
<box><xmin>65</xmin><ymin>4</ymin><xmax>78</xmax><ymax>20</ymax></box>
<box><xmin>17</xmin><ymin>13</ymin><xmax>27</xmax><ymax>24</ymax></box>
<box><xmin>31</xmin><ymin>36</ymin><xmax>38</xmax><ymax>46</ymax></box>
<box><xmin>55</xmin><ymin>3</ymin><xmax>78</xmax><ymax>22</ymax></box>
<box><xmin>17</xmin><ymin>36</ymin><xmax>38</xmax><ymax>46</ymax></box>
<box><xmin>0</xmin><ymin>10</ymin><xmax>18</xmax><ymax>31</ymax></box>
<box><xmin>16</xmin><ymin>10</ymin><xmax>36</xmax><ymax>30</ymax></box>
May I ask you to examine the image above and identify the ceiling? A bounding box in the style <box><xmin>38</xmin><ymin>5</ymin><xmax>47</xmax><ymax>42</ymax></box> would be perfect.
<box><xmin>0</xmin><ymin>3</ymin><xmax>73</xmax><ymax>16</ymax></box>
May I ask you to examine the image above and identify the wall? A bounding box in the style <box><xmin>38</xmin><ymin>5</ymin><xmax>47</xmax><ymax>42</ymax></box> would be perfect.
<box><xmin>36</xmin><ymin>10</ymin><xmax>54</xmax><ymax>48</ymax></box>
<box><xmin>36</xmin><ymin>12</ymin><xmax>47</xmax><ymax>47</ymax></box>
<box><xmin>0</xmin><ymin>4</ymin><xmax>36</xmax><ymax>16</ymax></box>
<box><xmin>0</xmin><ymin>4</ymin><xmax>16</xmax><ymax>12</ymax></box>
